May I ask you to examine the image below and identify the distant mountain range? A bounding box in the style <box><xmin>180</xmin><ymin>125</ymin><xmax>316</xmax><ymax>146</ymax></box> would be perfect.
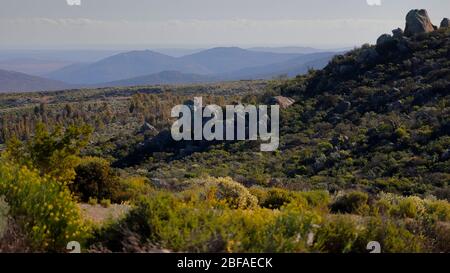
<box><xmin>46</xmin><ymin>47</ymin><xmax>306</xmax><ymax>84</ymax></box>
<box><xmin>0</xmin><ymin>47</ymin><xmax>341</xmax><ymax>92</ymax></box>
<box><xmin>0</xmin><ymin>58</ymin><xmax>72</xmax><ymax>76</ymax></box>
<box><xmin>223</xmin><ymin>52</ymin><xmax>337</xmax><ymax>79</ymax></box>
<box><xmin>0</xmin><ymin>69</ymin><xmax>71</xmax><ymax>93</ymax></box>
<box><xmin>248</xmin><ymin>46</ymin><xmax>344</xmax><ymax>54</ymax></box>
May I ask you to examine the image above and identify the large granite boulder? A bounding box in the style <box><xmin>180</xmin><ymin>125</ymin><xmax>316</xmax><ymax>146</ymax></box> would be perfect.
<box><xmin>404</xmin><ymin>9</ymin><xmax>436</xmax><ymax>37</ymax></box>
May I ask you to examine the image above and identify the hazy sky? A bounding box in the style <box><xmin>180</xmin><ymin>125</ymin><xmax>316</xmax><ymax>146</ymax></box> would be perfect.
<box><xmin>0</xmin><ymin>0</ymin><xmax>449</xmax><ymax>49</ymax></box>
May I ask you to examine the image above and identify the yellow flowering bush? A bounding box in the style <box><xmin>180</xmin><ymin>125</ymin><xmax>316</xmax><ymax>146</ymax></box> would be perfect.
<box><xmin>183</xmin><ymin>177</ymin><xmax>258</xmax><ymax>209</ymax></box>
<box><xmin>0</xmin><ymin>157</ymin><xmax>91</xmax><ymax>251</ymax></box>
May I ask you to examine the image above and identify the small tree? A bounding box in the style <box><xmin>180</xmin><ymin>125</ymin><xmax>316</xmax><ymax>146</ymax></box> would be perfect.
<box><xmin>6</xmin><ymin>122</ymin><xmax>92</xmax><ymax>184</ymax></box>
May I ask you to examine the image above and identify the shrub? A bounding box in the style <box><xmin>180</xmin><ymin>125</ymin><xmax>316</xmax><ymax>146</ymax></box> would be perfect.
<box><xmin>360</xmin><ymin>217</ymin><xmax>424</xmax><ymax>253</ymax></box>
<box><xmin>71</xmin><ymin>157</ymin><xmax>120</xmax><ymax>202</ymax></box>
<box><xmin>0</xmin><ymin>157</ymin><xmax>91</xmax><ymax>251</ymax></box>
<box><xmin>115</xmin><ymin>176</ymin><xmax>153</xmax><ymax>202</ymax></box>
<box><xmin>88</xmin><ymin>197</ymin><xmax>98</xmax><ymax>206</ymax></box>
<box><xmin>373</xmin><ymin>198</ymin><xmax>393</xmax><ymax>216</ymax></box>
<box><xmin>186</xmin><ymin>177</ymin><xmax>258</xmax><ymax>209</ymax></box>
<box><xmin>424</xmin><ymin>199</ymin><xmax>450</xmax><ymax>221</ymax></box>
<box><xmin>250</xmin><ymin>187</ymin><xmax>317</xmax><ymax>209</ymax></box>
<box><xmin>315</xmin><ymin>215</ymin><xmax>424</xmax><ymax>253</ymax></box>
<box><xmin>330</xmin><ymin>191</ymin><xmax>369</xmax><ymax>215</ymax></box>
<box><xmin>259</xmin><ymin>188</ymin><xmax>295</xmax><ymax>209</ymax></box>
<box><xmin>299</xmin><ymin>190</ymin><xmax>331</xmax><ymax>208</ymax></box>
<box><xmin>314</xmin><ymin>215</ymin><xmax>361</xmax><ymax>253</ymax></box>
<box><xmin>100</xmin><ymin>199</ymin><xmax>111</xmax><ymax>208</ymax></box>
<box><xmin>392</xmin><ymin>196</ymin><xmax>425</xmax><ymax>219</ymax></box>
<box><xmin>259</xmin><ymin>188</ymin><xmax>309</xmax><ymax>209</ymax></box>
<box><xmin>431</xmin><ymin>222</ymin><xmax>450</xmax><ymax>253</ymax></box>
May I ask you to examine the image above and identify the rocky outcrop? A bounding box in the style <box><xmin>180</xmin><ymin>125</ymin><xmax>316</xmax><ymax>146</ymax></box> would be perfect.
<box><xmin>404</xmin><ymin>9</ymin><xmax>436</xmax><ymax>37</ymax></box>
<box><xmin>441</xmin><ymin>18</ymin><xmax>450</xmax><ymax>28</ymax></box>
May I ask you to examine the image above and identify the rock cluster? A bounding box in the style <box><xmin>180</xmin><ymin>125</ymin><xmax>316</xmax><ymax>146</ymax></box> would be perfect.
<box><xmin>376</xmin><ymin>9</ymin><xmax>448</xmax><ymax>51</ymax></box>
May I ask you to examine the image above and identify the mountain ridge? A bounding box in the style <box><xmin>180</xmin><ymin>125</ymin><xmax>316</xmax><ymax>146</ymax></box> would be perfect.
<box><xmin>0</xmin><ymin>69</ymin><xmax>72</xmax><ymax>93</ymax></box>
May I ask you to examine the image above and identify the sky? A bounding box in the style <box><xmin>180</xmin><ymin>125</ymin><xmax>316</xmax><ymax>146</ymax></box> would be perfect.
<box><xmin>0</xmin><ymin>0</ymin><xmax>449</xmax><ymax>49</ymax></box>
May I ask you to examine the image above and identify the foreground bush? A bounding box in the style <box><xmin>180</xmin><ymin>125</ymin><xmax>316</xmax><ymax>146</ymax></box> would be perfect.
<box><xmin>0</xmin><ymin>157</ymin><xmax>91</xmax><ymax>251</ymax></box>
<box><xmin>71</xmin><ymin>157</ymin><xmax>120</xmax><ymax>202</ymax></box>
<box><xmin>314</xmin><ymin>215</ymin><xmax>424</xmax><ymax>253</ymax></box>
<box><xmin>90</xmin><ymin>188</ymin><xmax>450</xmax><ymax>253</ymax></box>
<box><xmin>91</xmin><ymin>190</ymin><xmax>324</xmax><ymax>252</ymax></box>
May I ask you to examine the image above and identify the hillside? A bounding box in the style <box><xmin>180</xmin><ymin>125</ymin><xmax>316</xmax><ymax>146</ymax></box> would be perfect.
<box><xmin>115</xmin><ymin>24</ymin><xmax>450</xmax><ymax>199</ymax></box>
<box><xmin>0</xmin><ymin>69</ymin><xmax>71</xmax><ymax>93</ymax></box>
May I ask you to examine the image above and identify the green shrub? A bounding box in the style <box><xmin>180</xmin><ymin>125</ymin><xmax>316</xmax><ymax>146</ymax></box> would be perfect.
<box><xmin>314</xmin><ymin>215</ymin><xmax>361</xmax><ymax>253</ymax></box>
<box><xmin>115</xmin><ymin>176</ymin><xmax>153</xmax><ymax>202</ymax></box>
<box><xmin>373</xmin><ymin>198</ymin><xmax>393</xmax><ymax>216</ymax></box>
<box><xmin>330</xmin><ymin>191</ymin><xmax>369</xmax><ymax>215</ymax></box>
<box><xmin>88</xmin><ymin>197</ymin><xmax>98</xmax><ymax>206</ymax></box>
<box><xmin>315</xmin><ymin>215</ymin><xmax>424</xmax><ymax>253</ymax></box>
<box><xmin>299</xmin><ymin>190</ymin><xmax>330</xmax><ymax>208</ymax></box>
<box><xmin>424</xmin><ymin>200</ymin><xmax>450</xmax><ymax>221</ymax></box>
<box><xmin>71</xmin><ymin>157</ymin><xmax>120</xmax><ymax>202</ymax></box>
<box><xmin>249</xmin><ymin>187</ymin><xmax>316</xmax><ymax>209</ymax></box>
<box><xmin>259</xmin><ymin>188</ymin><xmax>296</xmax><ymax>209</ymax></box>
<box><xmin>392</xmin><ymin>196</ymin><xmax>425</xmax><ymax>219</ymax></box>
<box><xmin>360</xmin><ymin>217</ymin><xmax>424</xmax><ymax>253</ymax></box>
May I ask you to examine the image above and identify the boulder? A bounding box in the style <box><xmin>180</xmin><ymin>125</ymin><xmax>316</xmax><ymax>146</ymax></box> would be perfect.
<box><xmin>357</xmin><ymin>48</ymin><xmax>379</xmax><ymax>64</ymax></box>
<box><xmin>376</xmin><ymin>34</ymin><xmax>399</xmax><ymax>53</ymax></box>
<box><xmin>376</xmin><ymin>34</ymin><xmax>395</xmax><ymax>45</ymax></box>
<box><xmin>441</xmin><ymin>18</ymin><xmax>450</xmax><ymax>28</ymax></box>
<box><xmin>270</xmin><ymin>96</ymin><xmax>295</xmax><ymax>109</ymax></box>
<box><xmin>392</xmin><ymin>28</ymin><xmax>404</xmax><ymax>38</ymax></box>
<box><xmin>404</xmin><ymin>9</ymin><xmax>436</xmax><ymax>36</ymax></box>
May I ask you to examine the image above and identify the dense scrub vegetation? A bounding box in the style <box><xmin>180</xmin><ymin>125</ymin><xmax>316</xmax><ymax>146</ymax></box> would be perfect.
<box><xmin>90</xmin><ymin>177</ymin><xmax>449</xmax><ymax>253</ymax></box>
<box><xmin>0</xmin><ymin>29</ymin><xmax>449</xmax><ymax>252</ymax></box>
